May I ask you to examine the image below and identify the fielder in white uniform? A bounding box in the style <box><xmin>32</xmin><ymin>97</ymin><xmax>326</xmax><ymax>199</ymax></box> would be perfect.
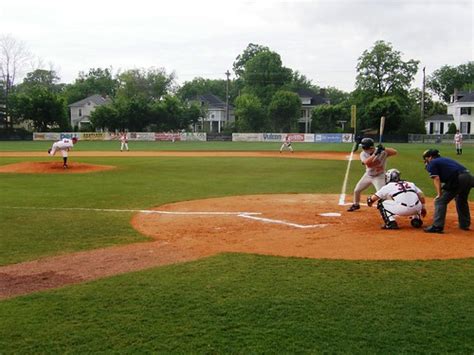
<box><xmin>347</xmin><ymin>138</ymin><xmax>397</xmax><ymax>211</ymax></box>
<box><xmin>48</xmin><ymin>137</ymin><xmax>77</xmax><ymax>168</ymax></box>
<box><xmin>280</xmin><ymin>135</ymin><xmax>294</xmax><ymax>153</ymax></box>
<box><xmin>454</xmin><ymin>130</ymin><xmax>463</xmax><ymax>155</ymax></box>
<box><xmin>120</xmin><ymin>132</ymin><xmax>129</xmax><ymax>151</ymax></box>
<box><xmin>367</xmin><ymin>169</ymin><xmax>427</xmax><ymax>229</ymax></box>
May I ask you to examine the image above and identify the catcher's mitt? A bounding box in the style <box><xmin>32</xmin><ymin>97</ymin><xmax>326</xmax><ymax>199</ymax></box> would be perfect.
<box><xmin>366</xmin><ymin>196</ymin><xmax>374</xmax><ymax>207</ymax></box>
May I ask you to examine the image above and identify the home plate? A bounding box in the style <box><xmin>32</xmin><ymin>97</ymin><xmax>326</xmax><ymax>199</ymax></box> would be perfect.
<box><xmin>319</xmin><ymin>212</ymin><xmax>341</xmax><ymax>217</ymax></box>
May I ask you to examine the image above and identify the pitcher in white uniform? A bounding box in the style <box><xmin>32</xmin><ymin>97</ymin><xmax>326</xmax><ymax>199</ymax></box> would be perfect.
<box><xmin>366</xmin><ymin>169</ymin><xmax>427</xmax><ymax>229</ymax></box>
<box><xmin>48</xmin><ymin>137</ymin><xmax>78</xmax><ymax>168</ymax></box>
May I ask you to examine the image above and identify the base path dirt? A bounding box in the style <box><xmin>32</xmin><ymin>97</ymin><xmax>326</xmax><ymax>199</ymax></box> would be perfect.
<box><xmin>0</xmin><ymin>194</ymin><xmax>472</xmax><ymax>300</ymax></box>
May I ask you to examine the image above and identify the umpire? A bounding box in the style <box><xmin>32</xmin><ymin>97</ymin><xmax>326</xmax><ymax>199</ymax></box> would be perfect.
<box><xmin>422</xmin><ymin>149</ymin><xmax>473</xmax><ymax>233</ymax></box>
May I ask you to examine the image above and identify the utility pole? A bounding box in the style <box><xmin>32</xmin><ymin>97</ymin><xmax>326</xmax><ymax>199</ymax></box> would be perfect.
<box><xmin>225</xmin><ymin>70</ymin><xmax>230</xmax><ymax>124</ymax></box>
<box><xmin>421</xmin><ymin>66</ymin><xmax>425</xmax><ymax>119</ymax></box>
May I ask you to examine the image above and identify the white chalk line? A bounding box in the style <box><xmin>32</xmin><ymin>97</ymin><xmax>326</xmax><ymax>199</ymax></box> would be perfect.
<box><xmin>238</xmin><ymin>213</ymin><xmax>328</xmax><ymax>229</ymax></box>
<box><xmin>2</xmin><ymin>206</ymin><xmax>328</xmax><ymax>229</ymax></box>
<box><xmin>339</xmin><ymin>144</ymin><xmax>357</xmax><ymax>206</ymax></box>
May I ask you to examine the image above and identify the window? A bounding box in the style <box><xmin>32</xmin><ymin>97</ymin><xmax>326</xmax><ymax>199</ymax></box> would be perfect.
<box><xmin>78</xmin><ymin>109</ymin><xmax>82</xmax><ymax>117</ymax></box>
<box><xmin>460</xmin><ymin>107</ymin><xmax>472</xmax><ymax>115</ymax></box>
<box><xmin>460</xmin><ymin>121</ymin><xmax>471</xmax><ymax>134</ymax></box>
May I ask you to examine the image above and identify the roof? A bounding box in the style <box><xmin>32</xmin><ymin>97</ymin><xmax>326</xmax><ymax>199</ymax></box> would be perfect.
<box><xmin>456</xmin><ymin>92</ymin><xmax>474</xmax><ymax>103</ymax></box>
<box><xmin>194</xmin><ymin>94</ymin><xmax>227</xmax><ymax>109</ymax></box>
<box><xmin>295</xmin><ymin>88</ymin><xmax>329</xmax><ymax>105</ymax></box>
<box><xmin>425</xmin><ymin>114</ymin><xmax>454</xmax><ymax>122</ymax></box>
<box><xmin>68</xmin><ymin>94</ymin><xmax>112</xmax><ymax>108</ymax></box>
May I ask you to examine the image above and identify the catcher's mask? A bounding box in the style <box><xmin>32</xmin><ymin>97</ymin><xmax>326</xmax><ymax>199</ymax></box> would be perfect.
<box><xmin>385</xmin><ymin>168</ymin><xmax>401</xmax><ymax>183</ymax></box>
<box><xmin>360</xmin><ymin>138</ymin><xmax>374</xmax><ymax>150</ymax></box>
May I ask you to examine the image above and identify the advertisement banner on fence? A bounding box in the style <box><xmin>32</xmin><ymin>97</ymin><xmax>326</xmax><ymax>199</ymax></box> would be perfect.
<box><xmin>342</xmin><ymin>133</ymin><xmax>353</xmax><ymax>143</ymax></box>
<box><xmin>155</xmin><ymin>132</ymin><xmax>181</xmax><ymax>141</ymax></box>
<box><xmin>184</xmin><ymin>132</ymin><xmax>207</xmax><ymax>141</ymax></box>
<box><xmin>128</xmin><ymin>132</ymin><xmax>155</xmax><ymax>141</ymax></box>
<box><xmin>232</xmin><ymin>133</ymin><xmax>263</xmax><ymax>142</ymax></box>
<box><xmin>33</xmin><ymin>132</ymin><xmax>61</xmax><ymax>141</ymax></box>
<box><xmin>287</xmin><ymin>133</ymin><xmax>306</xmax><ymax>142</ymax></box>
<box><xmin>78</xmin><ymin>132</ymin><xmax>105</xmax><ymax>140</ymax></box>
<box><xmin>314</xmin><ymin>134</ymin><xmax>343</xmax><ymax>143</ymax></box>
<box><xmin>262</xmin><ymin>133</ymin><xmax>284</xmax><ymax>142</ymax></box>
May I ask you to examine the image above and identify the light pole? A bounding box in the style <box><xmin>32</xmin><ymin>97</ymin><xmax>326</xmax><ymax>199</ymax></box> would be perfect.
<box><xmin>225</xmin><ymin>70</ymin><xmax>230</xmax><ymax>126</ymax></box>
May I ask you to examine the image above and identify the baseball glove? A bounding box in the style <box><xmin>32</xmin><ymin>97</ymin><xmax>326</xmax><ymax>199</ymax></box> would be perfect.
<box><xmin>366</xmin><ymin>196</ymin><xmax>374</xmax><ymax>207</ymax></box>
<box><xmin>421</xmin><ymin>207</ymin><xmax>427</xmax><ymax>218</ymax></box>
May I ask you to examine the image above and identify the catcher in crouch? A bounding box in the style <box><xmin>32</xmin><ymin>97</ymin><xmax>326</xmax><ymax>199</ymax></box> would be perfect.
<box><xmin>366</xmin><ymin>168</ymin><xmax>427</xmax><ymax>230</ymax></box>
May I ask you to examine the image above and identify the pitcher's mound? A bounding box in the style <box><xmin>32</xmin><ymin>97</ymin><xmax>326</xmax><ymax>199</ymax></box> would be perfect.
<box><xmin>0</xmin><ymin>161</ymin><xmax>115</xmax><ymax>174</ymax></box>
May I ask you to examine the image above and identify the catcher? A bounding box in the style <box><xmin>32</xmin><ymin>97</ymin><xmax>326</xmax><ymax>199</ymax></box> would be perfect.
<box><xmin>366</xmin><ymin>168</ymin><xmax>427</xmax><ymax>230</ymax></box>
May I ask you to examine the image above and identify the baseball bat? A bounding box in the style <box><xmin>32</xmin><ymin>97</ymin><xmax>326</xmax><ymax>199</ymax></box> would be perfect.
<box><xmin>379</xmin><ymin>116</ymin><xmax>385</xmax><ymax>144</ymax></box>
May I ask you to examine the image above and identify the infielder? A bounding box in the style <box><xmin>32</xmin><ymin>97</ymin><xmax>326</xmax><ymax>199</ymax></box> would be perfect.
<box><xmin>454</xmin><ymin>130</ymin><xmax>463</xmax><ymax>155</ymax></box>
<box><xmin>280</xmin><ymin>135</ymin><xmax>294</xmax><ymax>153</ymax></box>
<box><xmin>120</xmin><ymin>132</ymin><xmax>129</xmax><ymax>151</ymax></box>
<box><xmin>366</xmin><ymin>169</ymin><xmax>427</xmax><ymax>229</ymax></box>
<box><xmin>48</xmin><ymin>137</ymin><xmax>78</xmax><ymax>168</ymax></box>
<box><xmin>347</xmin><ymin>137</ymin><xmax>397</xmax><ymax>211</ymax></box>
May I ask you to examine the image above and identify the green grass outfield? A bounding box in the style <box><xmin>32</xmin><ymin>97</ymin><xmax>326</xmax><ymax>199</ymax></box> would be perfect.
<box><xmin>0</xmin><ymin>141</ymin><xmax>473</xmax><ymax>352</ymax></box>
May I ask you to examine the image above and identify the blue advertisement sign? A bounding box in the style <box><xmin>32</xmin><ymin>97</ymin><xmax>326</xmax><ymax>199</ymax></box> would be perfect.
<box><xmin>314</xmin><ymin>134</ymin><xmax>343</xmax><ymax>143</ymax></box>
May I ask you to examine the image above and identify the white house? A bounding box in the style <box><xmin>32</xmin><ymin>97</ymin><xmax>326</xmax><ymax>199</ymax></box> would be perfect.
<box><xmin>296</xmin><ymin>88</ymin><xmax>330</xmax><ymax>133</ymax></box>
<box><xmin>425</xmin><ymin>91</ymin><xmax>474</xmax><ymax>134</ymax></box>
<box><xmin>191</xmin><ymin>94</ymin><xmax>235</xmax><ymax>133</ymax></box>
<box><xmin>69</xmin><ymin>94</ymin><xmax>111</xmax><ymax>130</ymax></box>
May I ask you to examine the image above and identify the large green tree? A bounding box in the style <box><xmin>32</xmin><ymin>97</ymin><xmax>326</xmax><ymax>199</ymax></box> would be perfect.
<box><xmin>427</xmin><ymin>62</ymin><xmax>474</xmax><ymax>102</ymax></box>
<box><xmin>267</xmin><ymin>90</ymin><xmax>301</xmax><ymax>132</ymax></box>
<box><xmin>356</xmin><ymin>40</ymin><xmax>419</xmax><ymax>99</ymax></box>
<box><xmin>311</xmin><ymin>104</ymin><xmax>349</xmax><ymax>133</ymax></box>
<box><xmin>233</xmin><ymin>43</ymin><xmax>270</xmax><ymax>78</ymax></box>
<box><xmin>62</xmin><ymin>67</ymin><xmax>118</xmax><ymax>105</ymax></box>
<box><xmin>242</xmin><ymin>51</ymin><xmax>293</xmax><ymax>104</ymax></box>
<box><xmin>234</xmin><ymin>93</ymin><xmax>267</xmax><ymax>132</ymax></box>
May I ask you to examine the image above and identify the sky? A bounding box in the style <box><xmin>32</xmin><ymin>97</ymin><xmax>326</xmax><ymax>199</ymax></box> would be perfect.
<box><xmin>1</xmin><ymin>0</ymin><xmax>472</xmax><ymax>93</ymax></box>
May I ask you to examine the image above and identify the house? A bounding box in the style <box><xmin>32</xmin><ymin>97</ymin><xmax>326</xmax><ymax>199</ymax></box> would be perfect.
<box><xmin>296</xmin><ymin>88</ymin><xmax>330</xmax><ymax>133</ymax></box>
<box><xmin>425</xmin><ymin>91</ymin><xmax>474</xmax><ymax>134</ymax></box>
<box><xmin>191</xmin><ymin>94</ymin><xmax>234</xmax><ymax>133</ymax></box>
<box><xmin>69</xmin><ymin>94</ymin><xmax>111</xmax><ymax>130</ymax></box>
<box><xmin>424</xmin><ymin>114</ymin><xmax>455</xmax><ymax>135</ymax></box>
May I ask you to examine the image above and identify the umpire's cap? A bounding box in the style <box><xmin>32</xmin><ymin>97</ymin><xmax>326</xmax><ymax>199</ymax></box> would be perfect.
<box><xmin>360</xmin><ymin>138</ymin><xmax>375</xmax><ymax>150</ymax></box>
<box><xmin>422</xmin><ymin>148</ymin><xmax>440</xmax><ymax>159</ymax></box>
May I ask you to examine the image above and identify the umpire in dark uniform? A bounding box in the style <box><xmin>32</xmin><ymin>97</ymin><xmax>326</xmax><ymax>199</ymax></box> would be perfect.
<box><xmin>422</xmin><ymin>149</ymin><xmax>473</xmax><ymax>233</ymax></box>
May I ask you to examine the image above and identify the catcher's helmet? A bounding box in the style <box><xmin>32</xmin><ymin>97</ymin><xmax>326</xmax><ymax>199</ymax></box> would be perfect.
<box><xmin>360</xmin><ymin>138</ymin><xmax>375</xmax><ymax>150</ymax></box>
<box><xmin>422</xmin><ymin>148</ymin><xmax>439</xmax><ymax>160</ymax></box>
<box><xmin>385</xmin><ymin>168</ymin><xmax>401</xmax><ymax>183</ymax></box>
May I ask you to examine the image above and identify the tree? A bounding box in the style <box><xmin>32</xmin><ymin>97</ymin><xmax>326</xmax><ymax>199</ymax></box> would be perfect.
<box><xmin>234</xmin><ymin>94</ymin><xmax>267</xmax><ymax>132</ymax></box>
<box><xmin>9</xmin><ymin>88</ymin><xmax>68</xmax><ymax>131</ymax></box>
<box><xmin>115</xmin><ymin>68</ymin><xmax>175</xmax><ymax>101</ymax></box>
<box><xmin>427</xmin><ymin>62</ymin><xmax>474</xmax><ymax>102</ymax></box>
<box><xmin>233</xmin><ymin>43</ymin><xmax>269</xmax><ymax>77</ymax></box>
<box><xmin>267</xmin><ymin>91</ymin><xmax>301</xmax><ymax>132</ymax></box>
<box><xmin>311</xmin><ymin>104</ymin><xmax>349</xmax><ymax>133</ymax></box>
<box><xmin>0</xmin><ymin>35</ymin><xmax>33</xmax><ymax>128</ymax></box>
<box><xmin>90</xmin><ymin>104</ymin><xmax>119</xmax><ymax>131</ymax></box>
<box><xmin>325</xmin><ymin>86</ymin><xmax>350</xmax><ymax>105</ymax></box>
<box><xmin>356</xmin><ymin>40</ymin><xmax>419</xmax><ymax>98</ymax></box>
<box><xmin>242</xmin><ymin>51</ymin><xmax>292</xmax><ymax>104</ymax></box>
<box><xmin>364</xmin><ymin>96</ymin><xmax>402</xmax><ymax>133</ymax></box>
<box><xmin>63</xmin><ymin>67</ymin><xmax>118</xmax><ymax>105</ymax></box>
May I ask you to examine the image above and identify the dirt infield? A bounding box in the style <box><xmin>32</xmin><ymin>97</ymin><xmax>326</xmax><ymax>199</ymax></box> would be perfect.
<box><xmin>0</xmin><ymin>151</ymin><xmax>472</xmax><ymax>300</ymax></box>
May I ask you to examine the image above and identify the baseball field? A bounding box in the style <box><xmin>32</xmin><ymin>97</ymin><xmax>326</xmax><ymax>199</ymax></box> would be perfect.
<box><xmin>0</xmin><ymin>140</ymin><xmax>473</xmax><ymax>352</ymax></box>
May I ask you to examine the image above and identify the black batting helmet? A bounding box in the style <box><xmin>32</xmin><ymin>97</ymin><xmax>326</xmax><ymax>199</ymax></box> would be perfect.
<box><xmin>360</xmin><ymin>138</ymin><xmax>375</xmax><ymax>150</ymax></box>
<box><xmin>422</xmin><ymin>149</ymin><xmax>440</xmax><ymax>159</ymax></box>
